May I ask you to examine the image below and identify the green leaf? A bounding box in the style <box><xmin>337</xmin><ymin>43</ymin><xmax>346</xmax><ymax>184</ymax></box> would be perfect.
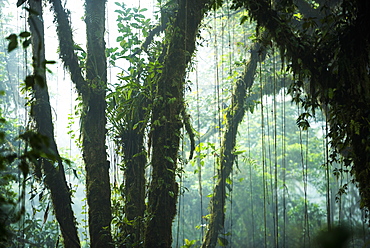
<box><xmin>240</xmin><ymin>15</ymin><xmax>248</xmax><ymax>24</ymax></box>
<box><xmin>153</xmin><ymin>119</ymin><xmax>161</xmax><ymax>126</ymax></box>
<box><xmin>6</xmin><ymin>34</ymin><xmax>18</xmax><ymax>52</ymax></box>
<box><xmin>165</xmin><ymin>156</ymin><xmax>174</xmax><ymax>163</ymax></box>
<box><xmin>19</xmin><ymin>31</ymin><xmax>31</xmax><ymax>38</ymax></box>
<box><xmin>226</xmin><ymin>177</ymin><xmax>232</xmax><ymax>185</ymax></box>
<box><xmin>218</xmin><ymin>237</ymin><xmax>229</xmax><ymax>246</ymax></box>
<box><xmin>168</xmin><ymin>97</ymin><xmax>177</xmax><ymax>104</ymax></box>
<box><xmin>22</xmin><ymin>38</ymin><xmax>31</xmax><ymax>49</ymax></box>
<box><xmin>232</xmin><ymin>149</ymin><xmax>246</xmax><ymax>155</ymax></box>
<box><xmin>169</xmin><ymin>191</ymin><xmax>174</xmax><ymax>197</ymax></box>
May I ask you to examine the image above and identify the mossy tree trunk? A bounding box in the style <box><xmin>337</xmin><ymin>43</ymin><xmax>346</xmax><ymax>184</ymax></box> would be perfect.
<box><xmin>28</xmin><ymin>0</ymin><xmax>80</xmax><ymax>247</ymax></box>
<box><xmin>202</xmin><ymin>41</ymin><xmax>265</xmax><ymax>248</ymax></box>
<box><xmin>120</xmin><ymin>99</ymin><xmax>147</xmax><ymax>247</ymax></box>
<box><xmin>49</xmin><ymin>0</ymin><xmax>113</xmax><ymax>246</ymax></box>
<box><xmin>144</xmin><ymin>0</ymin><xmax>211</xmax><ymax>247</ymax></box>
<box><xmin>84</xmin><ymin>0</ymin><xmax>113</xmax><ymax>247</ymax></box>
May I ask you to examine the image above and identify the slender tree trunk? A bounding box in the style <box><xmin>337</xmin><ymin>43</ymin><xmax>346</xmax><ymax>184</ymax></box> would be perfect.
<box><xmin>202</xmin><ymin>41</ymin><xmax>265</xmax><ymax>248</ymax></box>
<box><xmin>144</xmin><ymin>1</ymin><xmax>210</xmax><ymax>247</ymax></box>
<box><xmin>28</xmin><ymin>1</ymin><xmax>80</xmax><ymax>247</ymax></box>
<box><xmin>83</xmin><ymin>1</ymin><xmax>113</xmax><ymax>247</ymax></box>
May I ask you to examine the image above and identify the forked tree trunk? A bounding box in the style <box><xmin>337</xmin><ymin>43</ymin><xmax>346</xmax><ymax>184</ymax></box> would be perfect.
<box><xmin>49</xmin><ymin>0</ymin><xmax>113</xmax><ymax>246</ymax></box>
<box><xmin>28</xmin><ymin>0</ymin><xmax>80</xmax><ymax>247</ymax></box>
<box><xmin>144</xmin><ymin>0</ymin><xmax>211</xmax><ymax>247</ymax></box>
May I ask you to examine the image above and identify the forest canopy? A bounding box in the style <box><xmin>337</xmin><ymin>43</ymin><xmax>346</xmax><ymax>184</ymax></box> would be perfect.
<box><xmin>0</xmin><ymin>0</ymin><xmax>370</xmax><ymax>247</ymax></box>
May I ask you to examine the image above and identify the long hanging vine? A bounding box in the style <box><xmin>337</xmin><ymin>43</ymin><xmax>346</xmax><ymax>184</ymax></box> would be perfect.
<box><xmin>260</xmin><ymin>50</ymin><xmax>268</xmax><ymax>248</ymax></box>
<box><xmin>202</xmin><ymin>38</ymin><xmax>266</xmax><ymax>248</ymax></box>
<box><xmin>231</xmin><ymin>0</ymin><xmax>370</xmax><ymax>214</ymax></box>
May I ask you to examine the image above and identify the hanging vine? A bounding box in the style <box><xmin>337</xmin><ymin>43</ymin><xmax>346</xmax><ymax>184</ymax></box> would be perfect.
<box><xmin>202</xmin><ymin>37</ymin><xmax>267</xmax><ymax>247</ymax></box>
<box><xmin>231</xmin><ymin>0</ymin><xmax>370</xmax><ymax>214</ymax></box>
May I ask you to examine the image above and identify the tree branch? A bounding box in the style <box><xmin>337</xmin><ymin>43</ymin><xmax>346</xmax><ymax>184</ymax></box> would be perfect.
<box><xmin>49</xmin><ymin>0</ymin><xmax>87</xmax><ymax>94</ymax></box>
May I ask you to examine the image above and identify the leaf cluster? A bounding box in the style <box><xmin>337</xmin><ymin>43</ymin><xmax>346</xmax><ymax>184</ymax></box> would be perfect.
<box><xmin>6</xmin><ymin>31</ymin><xmax>31</xmax><ymax>53</ymax></box>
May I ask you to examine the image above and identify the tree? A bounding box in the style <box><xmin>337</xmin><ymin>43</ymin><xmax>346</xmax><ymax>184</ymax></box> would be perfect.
<box><xmin>202</xmin><ymin>39</ymin><xmax>266</xmax><ymax>247</ymax></box>
<box><xmin>27</xmin><ymin>1</ymin><xmax>80</xmax><ymax>246</ymax></box>
<box><xmin>144</xmin><ymin>0</ymin><xmax>213</xmax><ymax>246</ymax></box>
<box><xmin>106</xmin><ymin>5</ymin><xmax>155</xmax><ymax>245</ymax></box>
<box><xmin>230</xmin><ymin>0</ymin><xmax>370</xmax><ymax>213</ymax></box>
<box><xmin>5</xmin><ymin>0</ymin><xmax>370</xmax><ymax>246</ymax></box>
<box><xmin>48</xmin><ymin>0</ymin><xmax>113</xmax><ymax>246</ymax></box>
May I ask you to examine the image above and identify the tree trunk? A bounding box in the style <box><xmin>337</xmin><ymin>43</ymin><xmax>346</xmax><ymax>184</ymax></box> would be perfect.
<box><xmin>83</xmin><ymin>0</ymin><xmax>113</xmax><ymax>247</ymax></box>
<box><xmin>202</xmin><ymin>41</ymin><xmax>265</xmax><ymax>248</ymax></box>
<box><xmin>49</xmin><ymin>0</ymin><xmax>113</xmax><ymax>246</ymax></box>
<box><xmin>144</xmin><ymin>1</ymin><xmax>210</xmax><ymax>247</ymax></box>
<box><xmin>28</xmin><ymin>1</ymin><xmax>80</xmax><ymax>247</ymax></box>
<box><xmin>120</xmin><ymin>98</ymin><xmax>147</xmax><ymax>247</ymax></box>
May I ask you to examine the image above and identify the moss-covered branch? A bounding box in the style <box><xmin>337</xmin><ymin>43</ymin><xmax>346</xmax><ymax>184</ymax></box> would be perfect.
<box><xmin>83</xmin><ymin>0</ymin><xmax>113</xmax><ymax>247</ymax></box>
<box><xmin>49</xmin><ymin>0</ymin><xmax>86</xmax><ymax>94</ymax></box>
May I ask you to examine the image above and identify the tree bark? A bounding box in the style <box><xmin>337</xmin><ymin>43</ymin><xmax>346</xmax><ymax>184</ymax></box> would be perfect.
<box><xmin>120</xmin><ymin>98</ymin><xmax>147</xmax><ymax>247</ymax></box>
<box><xmin>28</xmin><ymin>1</ymin><xmax>80</xmax><ymax>247</ymax></box>
<box><xmin>83</xmin><ymin>1</ymin><xmax>113</xmax><ymax>247</ymax></box>
<box><xmin>201</xmin><ymin>41</ymin><xmax>265</xmax><ymax>248</ymax></box>
<box><xmin>144</xmin><ymin>0</ymin><xmax>211</xmax><ymax>247</ymax></box>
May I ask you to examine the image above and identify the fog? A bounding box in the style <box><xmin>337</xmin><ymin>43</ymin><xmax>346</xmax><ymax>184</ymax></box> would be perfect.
<box><xmin>1</xmin><ymin>0</ymin><xmax>369</xmax><ymax>247</ymax></box>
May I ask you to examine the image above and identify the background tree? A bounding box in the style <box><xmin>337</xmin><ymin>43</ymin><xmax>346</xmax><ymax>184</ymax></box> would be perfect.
<box><xmin>202</xmin><ymin>38</ymin><xmax>266</xmax><ymax>247</ymax></box>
